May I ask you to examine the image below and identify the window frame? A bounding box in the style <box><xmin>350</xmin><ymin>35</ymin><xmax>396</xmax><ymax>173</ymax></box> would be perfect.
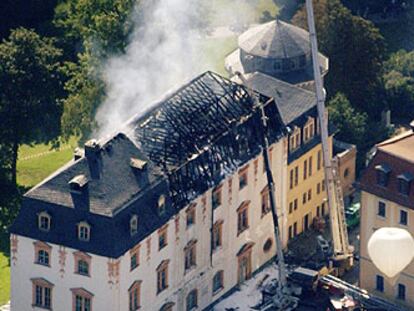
<box><xmin>186</xmin><ymin>204</ymin><xmax>196</xmax><ymax>228</ymax></box>
<box><xmin>73</xmin><ymin>251</ymin><xmax>91</xmax><ymax>277</ymax></box>
<box><xmin>38</xmin><ymin>211</ymin><xmax>51</xmax><ymax>232</ymax></box>
<box><xmin>399</xmin><ymin>209</ymin><xmax>408</xmax><ymax>226</ymax></box>
<box><xmin>186</xmin><ymin>289</ymin><xmax>198</xmax><ymax>311</ymax></box>
<box><xmin>238</xmin><ymin>166</ymin><xmax>249</xmax><ymax>190</ymax></box>
<box><xmin>376</xmin><ymin>275</ymin><xmax>384</xmax><ymax>292</ymax></box>
<box><xmin>397</xmin><ymin>283</ymin><xmax>406</xmax><ymax>300</ymax></box>
<box><xmin>212</xmin><ymin>185</ymin><xmax>222</xmax><ymax>209</ymax></box>
<box><xmin>71</xmin><ymin>287</ymin><xmax>93</xmax><ymax>311</ymax></box>
<box><xmin>34</xmin><ymin>241</ymin><xmax>51</xmax><ymax>267</ymax></box>
<box><xmin>184</xmin><ymin>239</ymin><xmax>197</xmax><ymax>271</ymax></box>
<box><xmin>130</xmin><ymin>244</ymin><xmax>140</xmax><ymax>271</ymax></box>
<box><xmin>77</xmin><ymin>222</ymin><xmax>91</xmax><ymax>242</ymax></box>
<box><xmin>128</xmin><ymin>280</ymin><xmax>142</xmax><ymax>311</ymax></box>
<box><xmin>212</xmin><ymin>271</ymin><xmax>224</xmax><ymax>294</ymax></box>
<box><xmin>237</xmin><ymin>201</ymin><xmax>250</xmax><ymax>235</ymax></box>
<box><xmin>32</xmin><ymin>278</ymin><xmax>54</xmax><ymax>310</ymax></box>
<box><xmin>156</xmin><ymin>260</ymin><xmax>170</xmax><ymax>294</ymax></box>
<box><xmin>261</xmin><ymin>186</ymin><xmax>271</xmax><ymax>217</ymax></box>
<box><xmin>158</xmin><ymin>225</ymin><xmax>168</xmax><ymax>251</ymax></box>
<box><xmin>130</xmin><ymin>215</ymin><xmax>138</xmax><ymax>236</ymax></box>
<box><xmin>212</xmin><ymin>220</ymin><xmax>223</xmax><ymax>251</ymax></box>
<box><xmin>377</xmin><ymin>201</ymin><xmax>386</xmax><ymax>218</ymax></box>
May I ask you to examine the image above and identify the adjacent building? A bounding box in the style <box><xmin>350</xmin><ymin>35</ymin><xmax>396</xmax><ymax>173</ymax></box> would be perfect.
<box><xmin>359</xmin><ymin>128</ymin><xmax>414</xmax><ymax>310</ymax></box>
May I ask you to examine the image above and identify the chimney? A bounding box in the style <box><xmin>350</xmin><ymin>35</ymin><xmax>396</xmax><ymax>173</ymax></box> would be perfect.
<box><xmin>69</xmin><ymin>175</ymin><xmax>89</xmax><ymax>211</ymax></box>
<box><xmin>84</xmin><ymin>139</ymin><xmax>101</xmax><ymax>179</ymax></box>
<box><xmin>74</xmin><ymin>148</ymin><xmax>83</xmax><ymax>161</ymax></box>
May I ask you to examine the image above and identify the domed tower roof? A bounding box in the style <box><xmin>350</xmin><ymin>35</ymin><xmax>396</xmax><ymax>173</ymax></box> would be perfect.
<box><xmin>238</xmin><ymin>19</ymin><xmax>310</xmax><ymax>59</ymax></box>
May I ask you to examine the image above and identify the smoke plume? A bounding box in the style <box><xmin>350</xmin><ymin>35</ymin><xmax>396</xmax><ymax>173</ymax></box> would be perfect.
<box><xmin>95</xmin><ymin>0</ymin><xmax>276</xmax><ymax>138</ymax></box>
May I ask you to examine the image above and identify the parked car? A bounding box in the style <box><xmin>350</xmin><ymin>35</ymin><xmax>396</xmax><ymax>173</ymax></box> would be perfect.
<box><xmin>345</xmin><ymin>202</ymin><xmax>360</xmax><ymax>228</ymax></box>
<box><xmin>316</xmin><ymin>235</ymin><xmax>330</xmax><ymax>256</ymax></box>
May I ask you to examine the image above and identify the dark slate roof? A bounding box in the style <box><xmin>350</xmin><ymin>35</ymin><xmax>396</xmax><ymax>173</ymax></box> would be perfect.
<box><xmin>239</xmin><ymin>19</ymin><xmax>310</xmax><ymax>59</ymax></box>
<box><xmin>246</xmin><ymin>72</ymin><xmax>316</xmax><ymax>125</ymax></box>
<box><xmin>25</xmin><ymin>133</ymin><xmax>164</xmax><ymax>216</ymax></box>
<box><xmin>10</xmin><ymin>71</ymin><xmax>286</xmax><ymax>258</ymax></box>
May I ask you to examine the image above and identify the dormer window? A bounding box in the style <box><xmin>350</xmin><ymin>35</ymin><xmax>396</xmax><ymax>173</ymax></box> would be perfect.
<box><xmin>130</xmin><ymin>215</ymin><xmax>138</xmax><ymax>236</ymax></box>
<box><xmin>375</xmin><ymin>164</ymin><xmax>391</xmax><ymax>187</ymax></box>
<box><xmin>303</xmin><ymin>117</ymin><xmax>315</xmax><ymax>143</ymax></box>
<box><xmin>130</xmin><ymin>157</ymin><xmax>147</xmax><ymax>170</ymax></box>
<box><xmin>289</xmin><ymin>126</ymin><xmax>301</xmax><ymax>152</ymax></box>
<box><xmin>158</xmin><ymin>195</ymin><xmax>166</xmax><ymax>216</ymax></box>
<box><xmin>69</xmin><ymin>174</ymin><xmax>88</xmax><ymax>193</ymax></box>
<box><xmin>397</xmin><ymin>173</ymin><xmax>413</xmax><ymax>196</ymax></box>
<box><xmin>77</xmin><ymin>222</ymin><xmax>90</xmax><ymax>241</ymax></box>
<box><xmin>38</xmin><ymin>211</ymin><xmax>51</xmax><ymax>232</ymax></box>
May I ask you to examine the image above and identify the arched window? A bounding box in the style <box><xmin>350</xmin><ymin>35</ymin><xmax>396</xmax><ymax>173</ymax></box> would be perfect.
<box><xmin>78</xmin><ymin>222</ymin><xmax>90</xmax><ymax>241</ymax></box>
<box><xmin>74</xmin><ymin>251</ymin><xmax>92</xmax><ymax>277</ymax></box>
<box><xmin>78</xmin><ymin>260</ymin><xmax>89</xmax><ymax>275</ymax></box>
<box><xmin>34</xmin><ymin>241</ymin><xmax>51</xmax><ymax>267</ymax></box>
<box><xmin>38</xmin><ymin>211</ymin><xmax>51</xmax><ymax>231</ymax></box>
<box><xmin>186</xmin><ymin>289</ymin><xmax>198</xmax><ymax>311</ymax></box>
<box><xmin>130</xmin><ymin>215</ymin><xmax>138</xmax><ymax>236</ymax></box>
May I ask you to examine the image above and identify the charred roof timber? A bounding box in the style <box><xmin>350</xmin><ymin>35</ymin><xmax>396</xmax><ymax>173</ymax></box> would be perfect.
<box><xmin>129</xmin><ymin>71</ymin><xmax>285</xmax><ymax>209</ymax></box>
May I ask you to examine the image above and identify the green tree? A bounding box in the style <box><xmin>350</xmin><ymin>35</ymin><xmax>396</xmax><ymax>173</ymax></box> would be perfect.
<box><xmin>55</xmin><ymin>0</ymin><xmax>136</xmax><ymax>141</ymax></box>
<box><xmin>0</xmin><ymin>28</ymin><xmax>64</xmax><ymax>184</ymax></box>
<box><xmin>328</xmin><ymin>93</ymin><xmax>367</xmax><ymax>146</ymax></box>
<box><xmin>293</xmin><ymin>0</ymin><xmax>386</xmax><ymax>116</ymax></box>
<box><xmin>383</xmin><ymin>50</ymin><xmax>414</xmax><ymax>120</ymax></box>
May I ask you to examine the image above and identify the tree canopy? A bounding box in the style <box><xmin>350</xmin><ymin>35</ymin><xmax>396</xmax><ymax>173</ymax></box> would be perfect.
<box><xmin>383</xmin><ymin>50</ymin><xmax>414</xmax><ymax>120</ymax></box>
<box><xmin>293</xmin><ymin>0</ymin><xmax>386</xmax><ymax>116</ymax></box>
<box><xmin>0</xmin><ymin>28</ymin><xmax>65</xmax><ymax>183</ymax></box>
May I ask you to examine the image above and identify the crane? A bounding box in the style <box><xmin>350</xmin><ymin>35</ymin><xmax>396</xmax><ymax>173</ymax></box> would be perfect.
<box><xmin>235</xmin><ymin>71</ymin><xmax>298</xmax><ymax>310</ymax></box>
<box><xmin>305</xmin><ymin>0</ymin><xmax>353</xmax><ymax>270</ymax></box>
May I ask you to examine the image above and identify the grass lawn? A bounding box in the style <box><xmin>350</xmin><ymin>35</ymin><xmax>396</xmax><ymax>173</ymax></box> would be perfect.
<box><xmin>17</xmin><ymin>137</ymin><xmax>78</xmax><ymax>188</ymax></box>
<box><xmin>0</xmin><ymin>252</ymin><xmax>10</xmax><ymax>306</ymax></box>
<box><xmin>202</xmin><ymin>36</ymin><xmax>238</xmax><ymax>76</ymax></box>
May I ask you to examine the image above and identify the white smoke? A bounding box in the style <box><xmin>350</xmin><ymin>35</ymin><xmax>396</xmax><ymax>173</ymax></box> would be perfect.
<box><xmin>95</xmin><ymin>0</ymin><xmax>277</xmax><ymax>138</ymax></box>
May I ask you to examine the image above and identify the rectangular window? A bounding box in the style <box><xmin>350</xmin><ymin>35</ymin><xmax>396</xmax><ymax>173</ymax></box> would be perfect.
<box><xmin>237</xmin><ymin>203</ymin><xmax>249</xmax><ymax>234</ymax></box>
<box><xmin>157</xmin><ymin>261</ymin><xmax>169</xmax><ymax>293</ymax></box>
<box><xmin>317</xmin><ymin>183</ymin><xmax>321</xmax><ymax>195</ymax></box>
<box><xmin>322</xmin><ymin>179</ymin><xmax>325</xmax><ymax>191</ymax></box>
<box><xmin>398</xmin><ymin>179</ymin><xmax>410</xmax><ymax>196</ymax></box>
<box><xmin>261</xmin><ymin>187</ymin><xmax>270</xmax><ymax>216</ymax></box>
<box><xmin>295</xmin><ymin>166</ymin><xmax>299</xmax><ymax>186</ymax></box>
<box><xmin>294</xmin><ymin>199</ymin><xmax>298</xmax><ymax>211</ymax></box>
<box><xmin>212</xmin><ymin>221</ymin><xmax>223</xmax><ymax>251</ymax></box>
<box><xmin>293</xmin><ymin>222</ymin><xmax>298</xmax><ymax>236</ymax></box>
<box><xmin>130</xmin><ymin>245</ymin><xmax>140</xmax><ymax>271</ymax></box>
<box><xmin>186</xmin><ymin>205</ymin><xmax>196</xmax><ymax>228</ymax></box>
<box><xmin>302</xmin><ymin>193</ymin><xmax>307</xmax><ymax>205</ymax></box>
<box><xmin>308</xmin><ymin>189</ymin><xmax>312</xmax><ymax>201</ymax></box>
<box><xmin>75</xmin><ymin>295</ymin><xmax>91</xmax><ymax>311</ymax></box>
<box><xmin>289</xmin><ymin>202</ymin><xmax>293</xmax><ymax>214</ymax></box>
<box><xmin>397</xmin><ymin>283</ymin><xmax>406</xmax><ymax>300</ymax></box>
<box><xmin>308</xmin><ymin>156</ymin><xmax>313</xmax><ymax>176</ymax></box>
<box><xmin>322</xmin><ymin>202</ymin><xmax>326</xmax><ymax>216</ymax></box>
<box><xmin>400</xmin><ymin>210</ymin><xmax>408</xmax><ymax>226</ymax></box>
<box><xmin>158</xmin><ymin>227</ymin><xmax>168</xmax><ymax>250</ymax></box>
<box><xmin>33</xmin><ymin>280</ymin><xmax>53</xmax><ymax>310</ymax></box>
<box><xmin>239</xmin><ymin>168</ymin><xmax>248</xmax><ymax>190</ymax></box>
<box><xmin>185</xmin><ymin>241</ymin><xmax>197</xmax><ymax>271</ymax></box>
<box><xmin>378</xmin><ymin>202</ymin><xmax>386</xmax><ymax>218</ymax></box>
<box><xmin>317</xmin><ymin>205</ymin><xmax>320</xmax><ymax>217</ymax></box>
<box><xmin>212</xmin><ymin>186</ymin><xmax>222</xmax><ymax>209</ymax></box>
<box><xmin>213</xmin><ymin>271</ymin><xmax>224</xmax><ymax>293</ymax></box>
<box><xmin>303</xmin><ymin>159</ymin><xmax>308</xmax><ymax>180</ymax></box>
<box><xmin>288</xmin><ymin>226</ymin><xmax>293</xmax><ymax>239</ymax></box>
<box><xmin>376</xmin><ymin>275</ymin><xmax>384</xmax><ymax>292</ymax></box>
<box><xmin>317</xmin><ymin>150</ymin><xmax>322</xmax><ymax>171</ymax></box>
<box><xmin>129</xmin><ymin>282</ymin><xmax>141</xmax><ymax>311</ymax></box>
<box><xmin>289</xmin><ymin>169</ymin><xmax>294</xmax><ymax>189</ymax></box>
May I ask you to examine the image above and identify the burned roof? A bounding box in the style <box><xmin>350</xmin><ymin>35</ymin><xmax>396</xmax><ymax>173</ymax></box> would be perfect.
<box><xmin>25</xmin><ymin>133</ymin><xmax>163</xmax><ymax>216</ymax></box>
<box><xmin>11</xmin><ymin>71</ymin><xmax>285</xmax><ymax>257</ymax></box>
<box><xmin>245</xmin><ymin>72</ymin><xmax>316</xmax><ymax>125</ymax></box>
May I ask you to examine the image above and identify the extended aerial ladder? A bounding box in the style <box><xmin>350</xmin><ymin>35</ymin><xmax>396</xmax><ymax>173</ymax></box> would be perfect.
<box><xmin>305</xmin><ymin>0</ymin><xmax>353</xmax><ymax>269</ymax></box>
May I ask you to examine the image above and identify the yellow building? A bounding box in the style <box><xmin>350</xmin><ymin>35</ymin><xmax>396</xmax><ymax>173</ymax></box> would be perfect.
<box><xmin>359</xmin><ymin>130</ymin><xmax>414</xmax><ymax>310</ymax></box>
<box><xmin>245</xmin><ymin>72</ymin><xmax>332</xmax><ymax>243</ymax></box>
